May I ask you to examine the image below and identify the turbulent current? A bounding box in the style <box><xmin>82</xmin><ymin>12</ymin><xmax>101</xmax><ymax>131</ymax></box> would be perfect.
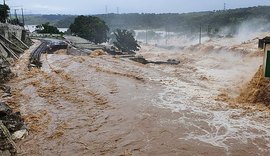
<box><xmin>4</xmin><ymin>35</ymin><xmax>270</xmax><ymax>155</ymax></box>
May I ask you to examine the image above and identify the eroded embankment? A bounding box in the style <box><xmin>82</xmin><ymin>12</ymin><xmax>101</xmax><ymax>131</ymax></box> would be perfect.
<box><xmin>237</xmin><ymin>66</ymin><xmax>270</xmax><ymax>106</ymax></box>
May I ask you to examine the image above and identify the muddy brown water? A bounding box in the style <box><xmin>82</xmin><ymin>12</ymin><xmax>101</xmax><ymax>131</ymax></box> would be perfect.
<box><xmin>3</xmin><ymin>37</ymin><xmax>270</xmax><ymax>155</ymax></box>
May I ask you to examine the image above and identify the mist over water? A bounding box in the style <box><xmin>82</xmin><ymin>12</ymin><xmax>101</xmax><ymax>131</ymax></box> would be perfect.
<box><xmin>133</xmin><ymin>17</ymin><xmax>270</xmax><ymax>49</ymax></box>
<box><xmin>221</xmin><ymin>18</ymin><xmax>270</xmax><ymax>43</ymax></box>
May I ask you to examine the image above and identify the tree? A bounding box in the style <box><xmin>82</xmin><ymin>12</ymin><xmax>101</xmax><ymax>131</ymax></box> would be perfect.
<box><xmin>69</xmin><ymin>15</ymin><xmax>109</xmax><ymax>44</ymax></box>
<box><xmin>113</xmin><ymin>29</ymin><xmax>140</xmax><ymax>52</ymax></box>
<box><xmin>36</xmin><ymin>22</ymin><xmax>61</xmax><ymax>34</ymax></box>
<box><xmin>0</xmin><ymin>4</ymin><xmax>9</xmax><ymax>23</ymax></box>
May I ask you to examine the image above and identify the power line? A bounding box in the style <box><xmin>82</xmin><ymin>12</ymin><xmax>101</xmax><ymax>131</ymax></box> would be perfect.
<box><xmin>10</xmin><ymin>6</ymin><xmax>23</xmax><ymax>8</ymax></box>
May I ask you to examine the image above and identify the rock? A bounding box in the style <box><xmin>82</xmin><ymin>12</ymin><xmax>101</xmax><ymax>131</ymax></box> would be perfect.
<box><xmin>2</xmin><ymin>93</ymin><xmax>12</xmax><ymax>98</ymax></box>
<box><xmin>0</xmin><ymin>63</ymin><xmax>13</xmax><ymax>83</ymax></box>
<box><xmin>0</xmin><ymin>102</ymin><xmax>25</xmax><ymax>133</ymax></box>
<box><xmin>0</xmin><ymin>102</ymin><xmax>12</xmax><ymax>117</ymax></box>
<box><xmin>0</xmin><ymin>102</ymin><xmax>25</xmax><ymax>155</ymax></box>
<box><xmin>2</xmin><ymin>112</ymin><xmax>25</xmax><ymax>133</ymax></box>
<box><xmin>12</xmin><ymin>129</ymin><xmax>28</xmax><ymax>140</ymax></box>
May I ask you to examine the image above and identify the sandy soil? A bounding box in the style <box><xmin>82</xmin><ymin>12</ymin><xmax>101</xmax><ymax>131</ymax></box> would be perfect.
<box><xmin>3</xmin><ymin>35</ymin><xmax>270</xmax><ymax>155</ymax></box>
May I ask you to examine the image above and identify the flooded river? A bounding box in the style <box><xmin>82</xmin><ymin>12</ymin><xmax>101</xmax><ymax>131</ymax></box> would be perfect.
<box><xmin>5</xmin><ymin>35</ymin><xmax>270</xmax><ymax>155</ymax></box>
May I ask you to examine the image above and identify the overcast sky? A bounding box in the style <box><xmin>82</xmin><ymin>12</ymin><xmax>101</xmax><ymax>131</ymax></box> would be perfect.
<box><xmin>6</xmin><ymin>0</ymin><xmax>270</xmax><ymax>15</ymax></box>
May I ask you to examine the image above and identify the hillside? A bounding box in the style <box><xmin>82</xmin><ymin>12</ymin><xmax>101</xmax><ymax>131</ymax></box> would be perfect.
<box><xmin>24</xmin><ymin>6</ymin><xmax>270</xmax><ymax>34</ymax></box>
<box><xmin>24</xmin><ymin>14</ymin><xmax>75</xmax><ymax>26</ymax></box>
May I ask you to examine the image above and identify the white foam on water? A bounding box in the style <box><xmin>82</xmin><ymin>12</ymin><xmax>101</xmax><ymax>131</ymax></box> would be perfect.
<box><xmin>146</xmin><ymin>43</ymin><xmax>270</xmax><ymax>153</ymax></box>
<box><xmin>151</xmin><ymin>73</ymin><xmax>270</xmax><ymax>153</ymax></box>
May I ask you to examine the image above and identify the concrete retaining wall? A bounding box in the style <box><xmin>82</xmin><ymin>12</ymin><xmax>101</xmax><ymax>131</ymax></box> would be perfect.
<box><xmin>0</xmin><ymin>23</ymin><xmax>24</xmax><ymax>40</ymax></box>
<box><xmin>0</xmin><ymin>23</ymin><xmax>29</xmax><ymax>61</ymax></box>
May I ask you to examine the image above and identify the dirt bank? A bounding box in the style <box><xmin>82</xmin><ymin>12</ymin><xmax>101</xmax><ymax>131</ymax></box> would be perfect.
<box><xmin>237</xmin><ymin>66</ymin><xmax>270</xmax><ymax>106</ymax></box>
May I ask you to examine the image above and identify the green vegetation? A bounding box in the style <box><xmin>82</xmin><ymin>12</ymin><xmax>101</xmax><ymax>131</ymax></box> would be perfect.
<box><xmin>113</xmin><ymin>29</ymin><xmax>140</xmax><ymax>52</ymax></box>
<box><xmin>69</xmin><ymin>15</ymin><xmax>109</xmax><ymax>44</ymax></box>
<box><xmin>95</xmin><ymin>6</ymin><xmax>270</xmax><ymax>33</ymax></box>
<box><xmin>55</xmin><ymin>16</ymin><xmax>76</xmax><ymax>28</ymax></box>
<box><xmin>137</xmin><ymin>30</ymin><xmax>162</xmax><ymax>40</ymax></box>
<box><xmin>24</xmin><ymin>6</ymin><xmax>270</xmax><ymax>35</ymax></box>
<box><xmin>36</xmin><ymin>22</ymin><xmax>61</xmax><ymax>34</ymax></box>
<box><xmin>0</xmin><ymin>4</ymin><xmax>9</xmax><ymax>23</ymax></box>
<box><xmin>24</xmin><ymin>14</ymin><xmax>74</xmax><ymax>26</ymax></box>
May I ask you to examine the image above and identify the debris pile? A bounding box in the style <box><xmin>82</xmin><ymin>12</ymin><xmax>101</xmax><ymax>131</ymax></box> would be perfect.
<box><xmin>0</xmin><ymin>102</ymin><xmax>27</xmax><ymax>155</ymax></box>
<box><xmin>0</xmin><ymin>23</ymin><xmax>30</xmax><ymax>155</ymax></box>
<box><xmin>237</xmin><ymin>66</ymin><xmax>270</xmax><ymax>106</ymax></box>
<box><xmin>0</xmin><ymin>121</ymin><xmax>17</xmax><ymax>156</ymax></box>
<box><xmin>130</xmin><ymin>56</ymin><xmax>180</xmax><ymax>65</ymax></box>
<box><xmin>0</xmin><ymin>85</ymin><xmax>27</xmax><ymax>155</ymax></box>
<box><xmin>130</xmin><ymin>56</ymin><xmax>148</xmax><ymax>64</ymax></box>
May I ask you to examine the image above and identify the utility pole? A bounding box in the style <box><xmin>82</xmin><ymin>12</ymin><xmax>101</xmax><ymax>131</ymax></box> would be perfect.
<box><xmin>224</xmin><ymin>3</ymin><xmax>226</xmax><ymax>11</ymax></box>
<box><xmin>199</xmin><ymin>24</ymin><xmax>202</xmax><ymax>44</ymax></box>
<box><xmin>105</xmin><ymin>5</ymin><xmax>108</xmax><ymax>14</ymax></box>
<box><xmin>14</xmin><ymin>9</ymin><xmax>19</xmax><ymax>24</ymax></box>
<box><xmin>21</xmin><ymin>8</ymin><xmax>25</xmax><ymax>26</ymax></box>
<box><xmin>3</xmin><ymin>0</ymin><xmax>6</xmax><ymax>23</ymax></box>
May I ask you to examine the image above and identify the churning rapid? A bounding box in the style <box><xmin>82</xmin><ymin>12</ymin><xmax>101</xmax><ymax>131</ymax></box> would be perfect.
<box><xmin>5</xmin><ymin>32</ymin><xmax>270</xmax><ymax>155</ymax></box>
